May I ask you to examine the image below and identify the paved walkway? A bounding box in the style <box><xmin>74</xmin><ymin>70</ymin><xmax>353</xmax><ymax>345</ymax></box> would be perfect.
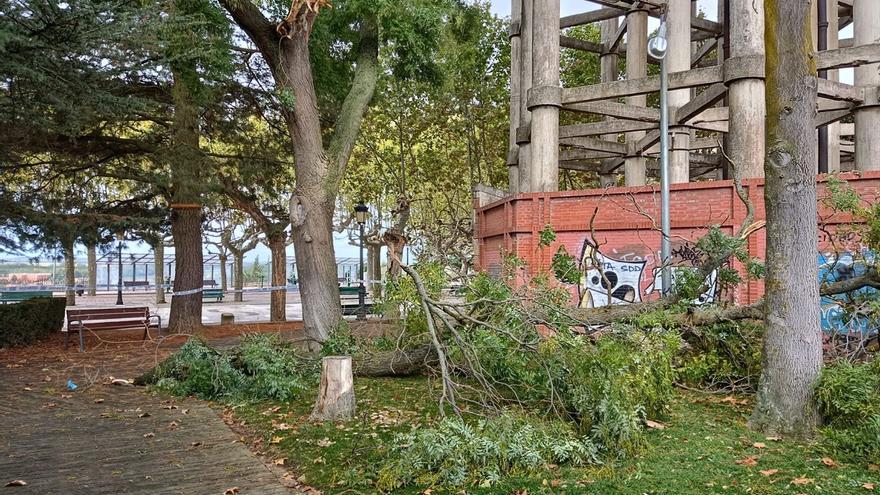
<box><xmin>0</xmin><ymin>354</ymin><xmax>295</xmax><ymax>493</ymax></box>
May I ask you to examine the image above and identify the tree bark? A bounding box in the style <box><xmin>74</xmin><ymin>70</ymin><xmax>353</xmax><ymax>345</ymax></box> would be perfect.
<box><xmin>268</xmin><ymin>234</ymin><xmax>287</xmax><ymax>322</ymax></box>
<box><xmin>353</xmin><ymin>344</ymin><xmax>436</xmax><ymax>377</ymax></box>
<box><xmin>219</xmin><ymin>253</ymin><xmax>228</xmax><ymax>292</ymax></box>
<box><xmin>62</xmin><ymin>239</ymin><xmax>76</xmax><ymax>306</ymax></box>
<box><xmin>367</xmin><ymin>243</ymin><xmax>382</xmax><ymax>299</ymax></box>
<box><xmin>310</xmin><ymin>356</ymin><xmax>356</xmax><ymax>421</ymax></box>
<box><xmin>86</xmin><ymin>242</ymin><xmax>97</xmax><ymax>296</ymax></box>
<box><xmin>233</xmin><ymin>252</ymin><xmax>245</xmax><ymax>302</ymax></box>
<box><xmin>167</xmin><ymin>67</ymin><xmax>203</xmax><ymax>334</ymax></box>
<box><xmin>154</xmin><ymin>242</ymin><xmax>166</xmax><ymax>304</ymax></box>
<box><xmin>750</xmin><ymin>0</ymin><xmax>822</xmax><ymax>438</ymax></box>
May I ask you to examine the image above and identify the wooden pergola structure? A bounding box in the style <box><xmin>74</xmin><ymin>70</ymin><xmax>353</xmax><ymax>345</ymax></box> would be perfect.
<box><xmin>506</xmin><ymin>0</ymin><xmax>880</xmax><ymax>192</ymax></box>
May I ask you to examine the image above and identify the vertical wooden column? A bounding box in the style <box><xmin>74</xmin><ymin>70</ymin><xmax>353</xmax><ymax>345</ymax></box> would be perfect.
<box><xmin>667</xmin><ymin>0</ymin><xmax>691</xmax><ymax>183</ymax></box>
<box><xmin>528</xmin><ymin>0</ymin><xmax>560</xmax><ymax>192</ymax></box>
<box><xmin>854</xmin><ymin>0</ymin><xmax>880</xmax><ymax>171</ymax></box>
<box><xmin>827</xmin><ymin>0</ymin><xmax>841</xmax><ymax>172</ymax></box>
<box><xmin>507</xmin><ymin>0</ymin><xmax>522</xmax><ymax>193</ymax></box>
<box><xmin>625</xmin><ymin>8</ymin><xmax>648</xmax><ymax>186</ymax></box>
<box><xmin>726</xmin><ymin>0</ymin><xmax>766</xmax><ymax>178</ymax></box>
<box><xmin>599</xmin><ymin>17</ymin><xmax>620</xmax><ymax>188</ymax></box>
<box><xmin>517</xmin><ymin>0</ymin><xmax>533</xmax><ymax>191</ymax></box>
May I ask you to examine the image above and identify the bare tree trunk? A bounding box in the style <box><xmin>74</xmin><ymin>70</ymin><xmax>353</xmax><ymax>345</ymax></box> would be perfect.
<box><xmin>268</xmin><ymin>234</ymin><xmax>287</xmax><ymax>322</ymax></box>
<box><xmin>154</xmin><ymin>242</ymin><xmax>166</xmax><ymax>304</ymax></box>
<box><xmin>62</xmin><ymin>239</ymin><xmax>76</xmax><ymax>306</ymax></box>
<box><xmin>167</xmin><ymin>67</ymin><xmax>203</xmax><ymax>334</ymax></box>
<box><xmin>233</xmin><ymin>253</ymin><xmax>244</xmax><ymax>302</ymax></box>
<box><xmin>86</xmin><ymin>243</ymin><xmax>97</xmax><ymax>296</ymax></box>
<box><xmin>750</xmin><ymin>0</ymin><xmax>822</xmax><ymax>438</ymax></box>
<box><xmin>367</xmin><ymin>243</ymin><xmax>382</xmax><ymax>299</ymax></box>
<box><xmin>219</xmin><ymin>254</ymin><xmax>228</xmax><ymax>292</ymax></box>
<box><xmin>310</xmin><ymin>356</ymin><xmax>356</xmax><ymax>421</ymax></box>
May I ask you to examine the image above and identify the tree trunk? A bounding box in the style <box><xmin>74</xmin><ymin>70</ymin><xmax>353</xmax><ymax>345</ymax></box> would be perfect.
<box><xmin>86</xmin><ymin>243</ymin><xmax>97</xmax><ymax>296</ymax></box>
<box><xmin>292</xmin><ymin>198</ymin><xmax>342</xmax><ymax>349</ymax></box>
<box><xmin>154</xmin><ymin>242</ymin><xmax>166</xmax><ymax>304</ymax></box>
<box><xmin>310</xmin><ymin>356</ymin><xmax>356</xmax><ymax>421</ymax></box>
<box><xmin>167</xmin><ymin>67</ymin><xmax>204</xmax><ymax>334</ymax></box>
<box><xmin>268</xmin><ymin>234</ymin><xmax>287</xmax><ymax>322</ymax></box>
<box><xmin>353</xmin><ymin>344</ymin><xmax>436</xmax><ymax>377</ymax></box>
<box><xmin>219</xmin><ymin>254</ymin><xmax>228</xmax><ymax>292</ymax></box>
<box><xmin>750</xmin><ymin>1</ymin><xmax>822</xmax><ymax>438</ymax></box>
<box><xmin>234</xmin><ymin>252</ymin><xmax>244</xmax><ymax>302</ymax></box>
<box><xmin>367</xmin><ymin>243</ymin><xmax>382</xmax><ymax>300</ymax></box>
<box><xmin>62</xmin><ymin>239</ymin><xmax>76</xmax><ymax>306</ymax></box>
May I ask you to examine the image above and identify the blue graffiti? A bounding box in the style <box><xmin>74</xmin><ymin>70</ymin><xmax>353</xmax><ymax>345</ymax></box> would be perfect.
<box><xmin>818</xmin><ymin>251</ymin><xmax>877</xmax><ymax>335</ymax></box>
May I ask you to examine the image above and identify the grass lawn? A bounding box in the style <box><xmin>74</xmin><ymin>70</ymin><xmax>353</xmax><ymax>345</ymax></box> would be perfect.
<box><xmin>234</xmin><ymin>376</ymin><xmax>880</xmax><ymax>494</ymax></box>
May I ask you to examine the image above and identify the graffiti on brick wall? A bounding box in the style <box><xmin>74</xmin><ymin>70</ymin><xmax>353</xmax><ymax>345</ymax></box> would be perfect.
<box><xmin>577</xmin><ymin>239</ymin><xmax>718</xmax><ymax>308</ymax></box>
<box><xmin>819</xmin><ymin>250</ymin><xmax>878</xmax><ymax>334</ymax></box>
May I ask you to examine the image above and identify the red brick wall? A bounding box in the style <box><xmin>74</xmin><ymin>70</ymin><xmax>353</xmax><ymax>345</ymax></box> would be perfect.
<box><xmin>475</xmin><ymin>172</ymin><xmax>880</xmax><ymax>307</ymax></box>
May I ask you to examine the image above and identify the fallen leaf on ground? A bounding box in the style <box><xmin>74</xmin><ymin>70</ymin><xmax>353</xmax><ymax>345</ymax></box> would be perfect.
<box><xmin>821</xmin><ymin>457</ymin><xmax>838</xmax><ymax>468</ymax></box>
<box><xmin>224</xmin><ymin>488</ymin><xmax>239</xmax><ymax>495</ymax></box>
<box><xmin>94</xmin><ymin>398</ymin><xmax>104</xmax><ymax>404</ymax></box>
<box><xmin>269</xmin><ymin>436</ymin><xmax>283</xmax><ymax>444</ymax></box>
<box><xmin>759</xmin><ymin>469</ymin><xmax>780</xmax><ymax>476</ymax></box>
<box><xmin>720</xmin><ymin>396</ymin><xmax>748</xmax><ymax>405</ymax></box>
<box><xmin>735</xmin><ymin>456</ymin><xmax>759</xmax><ymax>467</ymax></box>
<box><xmin>143</xmin><ymin>432</ymin><xmax>154</xmax><ymax>438</ymax></box>
<box><xmin>753</xmin><ymin>442</ymin><xmax>767</xmax><ymax>449</ymax></box>
<box><xmin>274</xmin><ymin>458</ymin><xmax>286</xmax><ymax>466</ymax></box>
<box><xmin>168</xmin><ymin>421</ymin><xmax>178</xmax><ymax>430</ymax></box>
<box><xmin>869</xmin><ymin>464</ymin><xmax>879</xmax><ymax>472</ymax></box>
<box><xmin>5</xmin><ymin>480</ymin><xmax>27</xmax><ymax>487</ymax></box>
<box><xmin>646</xmin><ymin>420</ymin><xmax>667</xmax><ymax>430</ymax></box>
<box><xmin>791</xmin><ymin>477</ymin><xmax>814</xmax><ymax>485</ymax></box>
<box><xmin>138</xmin><ymin>412</ymin><xmax>150</xmax><ymax>418</ymax></box>
<box><xmin>316</xmin><ymin>438</ymin><xmax>334</xmax><ymax>447</ymax></box>
<box><xmin>863</xmin><ymin>482</ymin><xmax>875</xmax><ymax>490</ymax></box>
<box><xmin>766</xmin><ymin>435</ymin><xmax>782</xmax><ymax>441</ymax></box>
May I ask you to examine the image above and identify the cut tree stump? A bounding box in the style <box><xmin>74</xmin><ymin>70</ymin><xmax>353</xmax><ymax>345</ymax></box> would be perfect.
<box><xmin>310</xmin><ymin>356</ymin><xmax>356</xmax><ymax>421</ymax></box>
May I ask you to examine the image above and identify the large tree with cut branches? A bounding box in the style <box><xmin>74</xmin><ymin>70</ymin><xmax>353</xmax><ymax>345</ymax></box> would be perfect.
<box><xmin>219</xmin><ymin>0</ymin><xmax>451</xmax><ymax>347</ymax></box>
<box><xmin>749</xmin><ymin>0</ymin><xmax>822</xmax><ymax>437</ymax></box>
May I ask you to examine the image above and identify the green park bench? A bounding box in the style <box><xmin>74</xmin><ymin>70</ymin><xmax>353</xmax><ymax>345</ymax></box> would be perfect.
<box><xmin>339</xmin><ymin>285</ymin><xmax>376</xmax><ymax>316</ymax></box>
<box><xmin>202</xmin><ymin>288</ymin><xmax>225</xmax><ymax>302</ymax></box>
<box><xmin>0</xmin><ymin>290</ymin><xmax>54</xmax><ymax>304</ymax></box>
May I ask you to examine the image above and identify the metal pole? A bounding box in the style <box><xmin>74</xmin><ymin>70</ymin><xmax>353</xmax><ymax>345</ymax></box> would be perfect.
<box><xmin>357</xmin><ymin>223</ymin><xmax>366</xmax><ymax>321</ymax></box>
<box><xmin>116</xmin><ymin>243</ymin><xmax>124</xmax><ymax>305</ymax></box>
<box><xmin>659</xmin><ymin>55</ymin><xmax>672</xmax><ymax>296</ymax></box>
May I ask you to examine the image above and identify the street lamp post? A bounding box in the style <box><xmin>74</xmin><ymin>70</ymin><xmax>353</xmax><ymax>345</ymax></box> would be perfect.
<box><xmin>648</xmin><ymin>16</ymin><xmax>672</xmax><ymax>296</ymax></box>
<box><xmin>354</xmin><ymin>202</ymin><xmax>369</xmax><ymax>321</ymax></box>
<box><xmin>115</xmin><ymin>231</ymin><xmax>125</xmax><ymax>305</ymax></box>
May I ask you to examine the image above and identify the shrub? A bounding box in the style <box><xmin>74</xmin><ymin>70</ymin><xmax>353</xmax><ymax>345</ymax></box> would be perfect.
<box><xmin>376</xmin><ymin>412</ymin><xmax>597</xmax><ymax>491</ymax></box>
<box><xmin>151</xmin><ymin>334</ymin><xmax>312</xmax><ymax>403</ymax></box>
<box><xmin>815</xmin><ymin>360</ymin><xmax>880</xmax><ymax>463</ymax></box>
<box><xmin>0</xmin><ymin>297</ymin><xmax>66</xmax><ymax>347</ymax></box>
<box><xmin>677</xmin><ymin>321</ymin><xmax>763</xmax><ymax>392</ymax></box>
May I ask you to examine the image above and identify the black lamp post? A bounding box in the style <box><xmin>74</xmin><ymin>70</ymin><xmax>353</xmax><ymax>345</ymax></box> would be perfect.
<box><xmin>115</xmin><ymin>231</ymin><xmax>124</xmax><ymax>305</ymax></box>
<box><xmin>354</xmin><ymin>202</ymin><xmax>369</xmax><ymax>320</ymax></box>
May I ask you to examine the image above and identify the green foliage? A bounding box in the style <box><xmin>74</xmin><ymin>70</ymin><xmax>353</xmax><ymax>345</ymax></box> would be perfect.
<box><xmin>0</xmin><ymin>297</ymin><xmax>65</xmax><ymax>347</ymax></box>
<box><xmin>538</xmin><ymin>224</ymin><xmax>557</xmax><ymax>248</ymax></box>
<box><xmin>376</xmin><ymin>412</ymin><xmax>598</xmax><ymax>490</ymax></box>
<box><xmin>320</xmin><ymin>322</ymin><xmax>360</xmax><ymax>357</ymax></box>
<box><xmin>551</xmin><ymin>246</ymin><xmax>579</xmax><ymax>284</ymax></box>
<box><xmin>151</xmin><ymin>334</ymin><xmax>312</xmax><ymax>403</ymax></box>
<box><xmin>815</xmin><ymin>360</ymin><xmax>880</xmax><ymax>463</ymax></box>
<box><xmin>379</xmin><ymin>261</ymin><xmax>445</xmax><ymax>339</ymax></box>
<box><xmin>677</xmin><ymin>321</ymin><xmax>764</xmax><ymax>392</ymax></box>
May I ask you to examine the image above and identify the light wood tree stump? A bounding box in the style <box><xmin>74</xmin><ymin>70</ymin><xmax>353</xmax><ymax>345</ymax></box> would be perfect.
<box><xmin>310</xmin><ymin>356</ymin><xmax>356</xmax><ymax>421</ymax></box>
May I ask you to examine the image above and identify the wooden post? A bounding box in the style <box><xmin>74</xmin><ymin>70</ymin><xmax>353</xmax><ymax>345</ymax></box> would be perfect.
<box><xmin>599</xmin><ymin>16</ymin><xmax>621</xmax><ymax>187</ymax></box>
<box><xmin>528</xmin><ymin>0</ymin><xmax>560</xmax><ymax>192</ymax></box>
<box><xmin>310</xmin><ymin>356</ymin><xmax>356</xmax><ymax>421</ymax></box>
<box><xmin>518</xmin><ymin>0</ymin><xmax>533</xmax><ymax>192</ymax></box>
<box><xmin>727</xmin><ymin>0</ymin><xmax>766</xmax><ymax>178</ymax></box>
<box><xmin>625</xmin><ymin>8</ymin><xmax>648</xmax><ymax>186</ymax></box>
<box><xmin>668</xmin><ymin>0</ymin><xmax>691</xmax><ymax>183</ymax></box>
<box><xmin>508</xmin><ymin>0</ymin><xmax>522</xmax><ymax>193</ymax></box>
<box><xmin>826</xmin><ymin>0</ymin><xmax>841</xmax><ymax>172</ymax></box>
<box><xmin>854</xmin><ymin>0</ymin><xmax>880</xmax><ymax>171</ymax></box>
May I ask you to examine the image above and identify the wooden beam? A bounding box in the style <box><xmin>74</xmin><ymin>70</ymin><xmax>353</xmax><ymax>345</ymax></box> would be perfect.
<box><xmin>690</xmin><ymin>17</ymin><xmax>723</xmax><ymax>34</ymax></box>
<box><xmin>818</xmin><ymin>78</ymin><xmax>863</xmax><ymax>102</ymax></box>
<box><xmin>560</xmin><ymin>136</ymin><xmax>629</xmax><ymax>155</ymax></box>
<box><xmin>562</xmin><ymin>65</ymin><xmax>723</xmax><ymax>104</ymax></box>
<box><xmin>560</xmin><ymin>35</ymin><xmax>605</xmax><ymax>53</ymax></box>
<box><xmin>562</xmin><ymin>101</ymin><xmax>661</xmax><ymax>122</ymax></box>
<box><xmin>840</xmin><ymin>123</ymin><xmax>854</xmax><ymax>136</ymax></box>
<box><xmin>560</xmin><ymin>149</ymin><xmax>618</xmax><ymax>161</ymax></box>
<box><xmin>839</xmin><ymin>38</ymin><xmax>853</xmax><ymax>49</ymax></box>
<box><xmin>692</xmin><ymin>38</ymin><xmax>718</xmax><ymax>67</ymax></box>
<box><xmin>631</xmin><ymin>129</ymin><xmax>661</xmax><ymax>156</ymax></box>
<box><xmin>819</xmin><ymin>99</ymin><xmax>854</xmax><ymax>111</ymax></box>
<box><xmin>560</xmin><ymin>120</ymin><xmax>656</xmax><ymax>138</ymax></box>
<box><xmin>688</xmin><ymin>106</ymin><xmax>729</xmax><ymax>123</ymax></box>
<box><xmin>815</xmin><ymin>109</ymin><xmax>853</xmax><ymax>128</ymax></box>
<box><xmin>606</xmin><ymin>17</ymin><xmax>627</xmax><ymax>53</ymax></box>
<box><xmin>816</xmin><ymin>43</ymin><xmax>880</xmax><ymax>70</ymax></box>
<box><xmin>674</xmin><ymin>82</ymin><xmax>727</xmax><ymax>124</ymax></box>
<box><xmin>690</xmin><ymin>121</ymin><xmax>729</xmax><ymax>133</ymax></box>
<box><xmin>559</xmin><ymin>160</ymin><xmax>601</xmax><ymax>172</ymax></box>
<box><xmin>560</xmin><ymin>8</ymin><xmax>624</xmax><ymax>29</ymax></box>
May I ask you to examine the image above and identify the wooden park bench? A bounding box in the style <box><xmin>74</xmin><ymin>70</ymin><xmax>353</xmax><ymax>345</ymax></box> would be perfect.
<box><xmin>0</xmin><ymin>290</ymin><xmax>53</xmax><ymax>304</ymax></box>
<box><xmin>202</xmin><ymin>288</ymin><xmax>224</xmax><ymax>302</ymax></box>
<box><xmin>339</xmin><ymin>286</ymin><xmax>375</xmax><ymax>316</ymax></box>
<box><xmin>65</xmin><ymin>307</ymin><xmax>161</xmax><ymax>352</ymax></box>
<box><xmin>123</xmin><ymin>281</ymin><xmax>150</xmax><ymax>291</ymax></box>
